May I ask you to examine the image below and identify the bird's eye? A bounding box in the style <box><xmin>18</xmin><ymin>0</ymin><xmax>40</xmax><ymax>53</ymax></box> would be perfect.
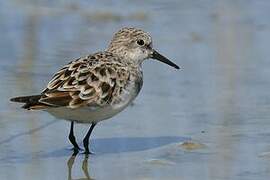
<box><xmin>136</xmin><ymin>39</ymin><xmax>145</xmax><ymax>46</ymax></box>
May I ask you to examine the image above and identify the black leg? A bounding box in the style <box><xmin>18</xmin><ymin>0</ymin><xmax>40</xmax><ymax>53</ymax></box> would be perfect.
<box><xmin>68</xmin><ymin>121</ymin><xmax>81</xmax><ymax>151</ymax></box>
<box><xmin>83</xmin><ymin>123</ymin><xmax>97</xmax><ymax>154</ymax></box>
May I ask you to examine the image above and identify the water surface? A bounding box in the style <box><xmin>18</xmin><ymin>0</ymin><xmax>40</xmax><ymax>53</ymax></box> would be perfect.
<box><xmin>1</xmin><ymin>0</ymin><xmax>270</xmax><ymax>179</ymax></box>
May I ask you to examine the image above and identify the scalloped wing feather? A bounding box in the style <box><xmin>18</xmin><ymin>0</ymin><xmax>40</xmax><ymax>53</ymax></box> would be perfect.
<box><xmin>39</xmin><ymin>52</ymin><xmax>130</xmax><ymax>109</ymax></box>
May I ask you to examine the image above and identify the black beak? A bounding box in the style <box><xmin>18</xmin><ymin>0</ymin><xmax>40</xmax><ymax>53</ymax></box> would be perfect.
<box><xmin>151</xmin><ymin>50</ymin><xmax>180</xmax><ymax>69</ymax></box>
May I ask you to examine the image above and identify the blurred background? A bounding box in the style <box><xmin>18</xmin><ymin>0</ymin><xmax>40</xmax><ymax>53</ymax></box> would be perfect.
<box><xmin>1</xmin><ymin>0</ymin><xmax>270</xmax><ymax>179</ymax></box>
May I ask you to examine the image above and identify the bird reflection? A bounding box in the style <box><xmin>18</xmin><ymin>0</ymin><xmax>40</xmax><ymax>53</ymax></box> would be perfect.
<box><xmin>67</xmin><ymin>151</ymin><xmax>93</xmax><ymax>180</ymax></box>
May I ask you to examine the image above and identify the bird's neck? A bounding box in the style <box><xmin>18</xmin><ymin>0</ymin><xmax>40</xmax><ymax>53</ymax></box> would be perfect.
<box><xmin>106</xmin><ymin>48</ymin><xmax>143</xmax><ymax>69</ymax></box>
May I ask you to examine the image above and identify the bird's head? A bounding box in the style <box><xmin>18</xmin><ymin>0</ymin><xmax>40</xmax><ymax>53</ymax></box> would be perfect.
<box><xmin>107</xmin><ymin>27</ymin><xmax>179</xmax><ymax>69</ymax></box>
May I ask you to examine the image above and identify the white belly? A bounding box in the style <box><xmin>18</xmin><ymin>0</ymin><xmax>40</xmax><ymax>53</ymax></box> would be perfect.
<box><xmin>45</xmin><ymin>77</ymin><xmax>142</xmax><ymax>123</ymax></box>
<box><xmin>46</xmin><ymin>105</ymin><xmax>126</xmax><ymax>123</ymax></box>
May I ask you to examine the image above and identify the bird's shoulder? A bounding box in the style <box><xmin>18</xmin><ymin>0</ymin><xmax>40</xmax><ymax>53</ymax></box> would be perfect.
<box><xmin>39</xmin><ymin>51</ymin><xmax>138</xmax><ymax>108</ymax></box>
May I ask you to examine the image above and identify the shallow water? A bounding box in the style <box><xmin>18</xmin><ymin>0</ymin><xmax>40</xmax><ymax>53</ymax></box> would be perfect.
<box><xmin>1</xmin><ymin>0</ymin><xmax>270</xmax><ymax>179</ymax></box>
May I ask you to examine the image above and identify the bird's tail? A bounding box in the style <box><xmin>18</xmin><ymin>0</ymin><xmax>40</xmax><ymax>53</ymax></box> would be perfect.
<box><xmin>10</xmin><ymin>95</ymin><xmax>47</xmax><ymax>110</ymax></box>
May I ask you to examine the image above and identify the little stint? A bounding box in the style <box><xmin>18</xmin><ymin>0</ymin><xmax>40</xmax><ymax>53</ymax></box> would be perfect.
<box><xmin>11</xmin><ymin>27</ymin><xmax>180</xmax><ymax>154</ymax></box>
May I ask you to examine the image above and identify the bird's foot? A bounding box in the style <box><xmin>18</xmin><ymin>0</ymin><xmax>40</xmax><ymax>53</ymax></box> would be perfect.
<box><xmin>81</xmin><ymin>149</ymin><xmax>95</xmax><ymax>155</ymax></box>
<box><xmin>68</xmin><ymin>146</ymin><xmax>83</xmax><ymax>151</ymax></box>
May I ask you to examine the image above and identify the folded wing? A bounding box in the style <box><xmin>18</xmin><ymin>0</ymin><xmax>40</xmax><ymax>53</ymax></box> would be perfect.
<box><xmin>40</xmin><ymin>52</ymin><xmax>130</xmax><ymax>109</ymax></box>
